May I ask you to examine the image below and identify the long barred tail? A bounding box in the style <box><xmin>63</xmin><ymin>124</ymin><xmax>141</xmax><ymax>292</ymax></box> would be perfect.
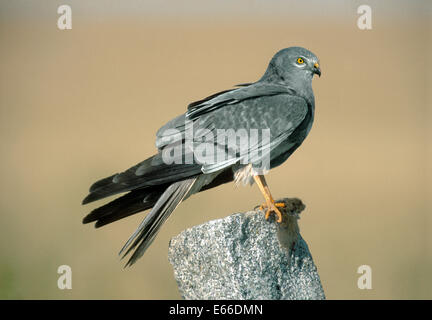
<box><xmin>119</xmin><ymin>178</ymin><xmax>197</xmax><ymax>267</ymax></box>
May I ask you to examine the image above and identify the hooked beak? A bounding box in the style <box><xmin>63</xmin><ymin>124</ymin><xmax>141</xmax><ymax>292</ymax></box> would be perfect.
<box><xmin>313</xmin><ymin>62</ymin><xmax>321</xmax><ymax>77</ymax></box>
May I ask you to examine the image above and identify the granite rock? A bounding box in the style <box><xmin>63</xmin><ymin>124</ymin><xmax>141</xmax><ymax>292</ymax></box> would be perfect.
<box><xmin>168</xmin><ymin>198</ymin><xmax>325</xmax><ymax>300</ymax></box>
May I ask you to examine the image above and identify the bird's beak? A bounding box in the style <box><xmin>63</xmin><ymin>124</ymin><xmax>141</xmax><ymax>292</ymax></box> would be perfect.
<box><xmin>313</xmin><ymin>62</ymin><xmax>321</xmax><ymax>77</ymax></box>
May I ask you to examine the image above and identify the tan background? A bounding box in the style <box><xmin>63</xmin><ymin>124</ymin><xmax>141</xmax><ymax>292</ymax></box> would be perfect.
<box><xmin>0</xmin><ymin>0</ymin><xmax>431</xmax><ymax>299</ymax></box>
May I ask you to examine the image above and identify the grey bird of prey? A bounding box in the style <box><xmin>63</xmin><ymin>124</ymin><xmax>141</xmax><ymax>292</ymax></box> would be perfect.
<box><xmin>82</xmin><ymin>47</ymin><xmax>321</xmax><ymax>267</ymax></box>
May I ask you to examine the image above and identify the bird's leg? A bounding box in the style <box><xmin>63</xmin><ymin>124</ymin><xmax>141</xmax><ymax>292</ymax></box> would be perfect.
<box><xmin>253</xmin><ymin>175</ymin><xmax>285</xmax><ymax>223</ymax></box>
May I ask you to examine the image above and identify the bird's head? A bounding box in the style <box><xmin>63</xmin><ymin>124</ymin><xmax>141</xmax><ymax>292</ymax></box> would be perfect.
<box><xmin>261</xmin><ymin>47</ymin><xmax>321</xmax><ymax>86</ymax></box>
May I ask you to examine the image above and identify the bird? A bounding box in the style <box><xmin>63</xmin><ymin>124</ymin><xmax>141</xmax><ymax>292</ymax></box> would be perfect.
<box><xmin>82</xmin><ymin>46</ymin><xmax>321</xmax><ymax>267</ymax></box>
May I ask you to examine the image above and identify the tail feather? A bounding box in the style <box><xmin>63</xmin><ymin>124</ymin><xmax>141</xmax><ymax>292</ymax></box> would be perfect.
<box><xmin>83</xmin><ymin>168</ymin><xmax>235</xmax><ymax>230</ymax></box>
<box><xmin>119</xmin><ymin>178</ymin><xmax>197</xmax><ymax>267</ymax></box>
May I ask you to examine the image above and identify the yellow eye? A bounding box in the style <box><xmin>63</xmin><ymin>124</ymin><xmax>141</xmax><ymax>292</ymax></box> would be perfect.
<box><xmin>297</xmin><ymin>57</ymin><xmax>304</xmax><ymax>64</ymax></box>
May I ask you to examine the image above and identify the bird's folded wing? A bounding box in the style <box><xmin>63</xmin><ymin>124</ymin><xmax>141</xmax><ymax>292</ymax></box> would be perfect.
<box><xmin>185</xmin><ymin>82</ymin><xmax>296</xmax><ymax>119</ymax></box>
<box><xmin>155</xmin><ymin>82</ymin><xmax>302</xmax><ymax>154</ymax></box>
<box><xmin>198</xmin><ymin>93</ymin><xmax>309</xmax><ymax>173</ymax></box>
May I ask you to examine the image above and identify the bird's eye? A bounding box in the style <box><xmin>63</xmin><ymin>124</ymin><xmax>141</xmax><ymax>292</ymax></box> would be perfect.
<box><xmin>297</xmin><ymin>57</ymin><xmax>304</xmax><ymax>64</ymax></box>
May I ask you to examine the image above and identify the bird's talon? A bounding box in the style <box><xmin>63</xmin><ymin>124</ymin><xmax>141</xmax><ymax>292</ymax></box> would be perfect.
<box><xmin>273</xmin><ymin>206</ymin><xmax>283</xmax><ymax>223</ymax></box>
<box><xmin>258</xmin><ymin>201</ymin><xmax>283</xmax><ymax>223</ymax></box>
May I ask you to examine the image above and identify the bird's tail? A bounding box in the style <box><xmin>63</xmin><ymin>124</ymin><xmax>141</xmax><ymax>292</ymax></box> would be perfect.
<box><xmin>119</xmin><ymin>178</ymin><xmax>197</xmax><ymax>267</ymax></box>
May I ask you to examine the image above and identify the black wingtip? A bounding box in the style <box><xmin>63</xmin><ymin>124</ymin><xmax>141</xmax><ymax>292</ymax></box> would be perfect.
<box><xmin>82</xmin><ymin>207</ymin><xmax>103</xmax><ymax>225</ymax></box>
<box><xmin>93</xmin><ymin>220</ymin><xmax>106</xmax><ymax>228</ymax></box>
<box><xmin>82</xmin><ymin>192</ymin><xmax>105</xmax><ymax>205</ymax></box>
<box><xmin>82</xmin><ymin>215</ymin><xmax>94</xmax><ymax>224</ymax></box>
<box><xmin>235</xmin><ymin>82</ymin><xmax>253</xmax><ymax>87</ymax></box>
<box><xmin>82</xmin><ymin>194</ymin><xmax>93</xmax><ymax>205</ymax></box>
<box><xmin>89</xmin><ymin>174</ymin><xmax>118</xmax><ymax>193</ymax></box>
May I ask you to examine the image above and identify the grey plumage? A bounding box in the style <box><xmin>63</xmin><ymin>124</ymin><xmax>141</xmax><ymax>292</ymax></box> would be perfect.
<box><xmin>119</xmin><ymin>178</ymin><xmax>197</xmax><ymax>267</ymax></box>
<box><xmin>82</xmin><ymin>46</ymin><xmax>321</xmax><ymax>266</ymax></box>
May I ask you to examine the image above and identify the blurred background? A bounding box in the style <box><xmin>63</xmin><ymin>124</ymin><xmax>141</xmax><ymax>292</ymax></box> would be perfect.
<box><xmin>0</xmin><ymin>0</ymin><xmax>430</xmax><ymax>299</ymax></box>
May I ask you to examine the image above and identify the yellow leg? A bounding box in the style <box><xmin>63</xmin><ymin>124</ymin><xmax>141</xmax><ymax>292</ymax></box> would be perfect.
<box><xmin>253</xmin><ymin>175</ymin><xmax>285</xmax><ymax>223</ymax></box>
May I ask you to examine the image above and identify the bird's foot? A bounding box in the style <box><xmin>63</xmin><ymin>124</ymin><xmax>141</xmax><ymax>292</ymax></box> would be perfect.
<box><xmin>255</xmin><ymin>201</ymin><xmax>285</xmax><ymax>223</ymax></box>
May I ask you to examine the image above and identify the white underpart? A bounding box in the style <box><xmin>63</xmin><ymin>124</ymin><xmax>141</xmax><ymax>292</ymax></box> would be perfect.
<box><xmin>233</xmin><ymin>164</ymin><xmax>257</xmax><ymax>187</ymax></box>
